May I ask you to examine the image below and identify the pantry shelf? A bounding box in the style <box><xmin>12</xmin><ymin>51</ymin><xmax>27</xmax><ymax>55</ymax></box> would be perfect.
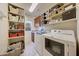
<box><xmin>7</xmin><ymin>47</ymin><xmax>21</xmax><ymax>52</ymax></box>
<box><xmin>9</xmin><ymin>36</ymin><xmax>24</xmax><ymax>39</ymax></box>
<box><xmin>8</xmin><ymin>12</ymin><xmax>24</xmax><ymax>17</ymax></box>
<box><xmin>8</xmin><ymin>3</ymin><xmax>24</xmax><ymax>10</ymax></box>
<box><xmin>8</xmin><ymin>20</ymin><xmax>24</xmax><ymax>23</ymax></box>
<box><xmin>9</xmin><ymin>39</ymin><xmax>24</xmax><ymax>45</ymax></box>
<box><xmin>8</xmin><ymin>3</ymin><xmax>25</xmax><ymax>55</ymax></box>
<box><xmin>9</xmin><ymin>29</ymin><xmax>24</xmax><ymax>31</ymax></box>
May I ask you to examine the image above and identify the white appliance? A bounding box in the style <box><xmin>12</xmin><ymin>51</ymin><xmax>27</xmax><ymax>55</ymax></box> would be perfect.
<box><xmin>43</xmin><ymin>30</ymin><xmax>76</xmax><ymax>56</ymax></box>
<box><xmin>34</xmin><ymin>26</ymin><xmax>46</xmax><ymax>56</ymax></box>
<box><xmin>34</xmin><ymin>33</ymin><xmax>44</xmax><ymax>56</ymax></box>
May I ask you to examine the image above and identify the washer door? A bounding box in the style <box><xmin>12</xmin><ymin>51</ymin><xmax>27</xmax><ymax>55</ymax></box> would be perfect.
<box><xmin>45</xmin><ymin>38</ymin><xmax>64</xmax><ymax>56</ymax></box>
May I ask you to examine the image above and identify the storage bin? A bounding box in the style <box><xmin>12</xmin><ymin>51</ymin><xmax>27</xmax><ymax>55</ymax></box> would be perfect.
<box><xmin>7</xmin><ymin>48</ymin><xmax>21</xmax><ymax>56</ymax></box>
<box><xmin>9</xmin><ymin>5</ymin><xmax>19</xmax><ymax>14</ymax></box>
<box><xmin>9</xmin><ymin>33</ymin><xmax>17</xmax><ymax>37</ymax></box>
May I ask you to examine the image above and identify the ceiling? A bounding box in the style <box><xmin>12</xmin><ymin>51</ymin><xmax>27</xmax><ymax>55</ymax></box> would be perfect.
<box><xmin>23</xmin><ymin>3</ymin><xmax>56</xmax><ymax>18</ymax></box>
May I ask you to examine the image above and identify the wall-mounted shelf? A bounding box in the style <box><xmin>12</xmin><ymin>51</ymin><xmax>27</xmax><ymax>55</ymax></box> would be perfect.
<box><xmin>63</xmin><ymin>3</ymin><xmax>75</xmax><ymax>8</ymax></box>
<box><xmin>8</xmin><ymin>12</ymin><xmax>24</xmax><ymax>17</ymax></box>
<box><xmin>48</xmin><ymin>5</ymin><xmax>76</xmax><ymax>20</ymax></box>
<box><xmin>48</xmin><ymin>12</ymin><xmax>62</xmax><ymax>19</ymax></box>
<box><xmin>45</xmin><ymin>18</ymin><xmax>76</xmax><ymax>26</ymax></box>
<box><xmin>33</xmin><ymin>3</ymin><xmax>76</xmax><ymax>26</ymax></box>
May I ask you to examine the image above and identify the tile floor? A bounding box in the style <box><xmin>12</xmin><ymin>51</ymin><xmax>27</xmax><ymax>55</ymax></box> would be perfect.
<box><xmin>21</xmin><ymin>42</ymin><xmax>39</xmax><ymax>56</ymax></box>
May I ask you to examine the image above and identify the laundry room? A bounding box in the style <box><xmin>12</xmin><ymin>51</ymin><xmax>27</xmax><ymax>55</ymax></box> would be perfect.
<box><xmin>0</xmin><ymin>2</ymin><xmax>79</xmax><ymax>56</ymax></box>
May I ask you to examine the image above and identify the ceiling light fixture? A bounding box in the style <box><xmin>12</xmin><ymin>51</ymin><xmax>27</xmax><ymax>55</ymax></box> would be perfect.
<box><xmin>29</xmin><ymin>3</ymin><xmax>38</xmax><ymax>13</ymax></box>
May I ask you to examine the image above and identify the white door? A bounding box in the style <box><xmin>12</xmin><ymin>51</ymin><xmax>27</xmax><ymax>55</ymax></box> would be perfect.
<box><xmin>25</xmin><ymin>31</ymin><xmax>32</xmax><ymax>47</ymax></box>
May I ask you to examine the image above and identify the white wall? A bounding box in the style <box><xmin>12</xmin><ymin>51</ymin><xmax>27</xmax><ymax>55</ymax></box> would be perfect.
<box><xmin>0</xmin><ymin>3</ymin><xmax>8</xmax><ymax>55</ymax></box>
<box><xmin>76</xmin><ymin>3</ymin><xmax>79</xmax><ymax>55</ymax></box>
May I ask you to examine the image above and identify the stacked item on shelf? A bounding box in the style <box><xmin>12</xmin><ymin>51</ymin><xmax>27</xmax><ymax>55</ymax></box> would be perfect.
<box><xmin>9</xmin><ymin>14</ymin><xmax>24</xmax><ymax>22</ymax></box>
<box><xmin>9</xmin><ymin>22</ymin><xmax>17</xmax><ymax>30</ymax></box>
<box><xmin>48</xmin><ymin>3</ymin><xmax>64</xmax><ymax>19</ymax></box>
<box><xmin>18</xmin><ymin>9</ymin><xmax>24</xmax><ymax>16</ymax></box>
<box><xmin>48</xmin><ymin>18</ymin><xmax>62</xmax><ymax>24</ymax></box>
<box><xmin>9</xmin><ymin>4</ymin><xmax>24</xmax><ymax>16</ymax></box>
<box><xmin>6</xmin><ymin>42</ymin><xmax>22</xmax><ymax>56</ymax></box>
<box><xmin>7</xmin><ymin>42</ymin><xmax>22</xmax><ymax>52</ymax></box>
<box><xmin>8</xmin><ymin>4</ymin><xmax>24</xmax><ymax>23</ymax></box>
<box><xmin>9</xmin><ymin>22</ymin><xmax>24</xmax><ymax>30</ymax></box>
<box><xmin>34</xmin><ymin>3</ymin><xmax>76</xmax><ymax>27</ymax></box>
<box><xmin>17</xmin><ymin>23</ymin><xmax>24</xmax><ymax>29</ymax></box>
<box><xmin>64</xmin><ymin>3</ymin><xmax>75</xmax><ymax>11</ymax></box>
<box><xmin>9</xmin><ymin>14</ymin><xmax>19</xmax><ymax>22</ymax></box>
<box><xmin>9</xmin><ymin>31</ymin><xmax>24</xmax><ymax>38</ymax></box>
<box><xmin>19</xmin><ymin>16</ymin><xmax>25</xmax><ymax>23</ymax></box>
<box><xmin>48</xmin><ymin>3</ymin><xmax>76</xmax><ymax>19</ymax></box>
<box><xmin>62</xmin><ymin>6</ymin><xmax>76</xmax><ymax>20</ymax></box>
<box><xmin>9</xmin><ymin>5</ymin><xmax>19</xmax><ymax>14</ymax></box>
<box><xmin>39</xmin><ymin>3</ymin><xmax>64</xmax><ymax>25</ymax></box>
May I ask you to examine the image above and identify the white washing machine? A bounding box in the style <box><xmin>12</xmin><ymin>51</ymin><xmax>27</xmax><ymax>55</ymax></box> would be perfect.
<box><xmin>43</xmin><ymin>30</ymin><xmax>76</xmax><ymax>56</ymax></box>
